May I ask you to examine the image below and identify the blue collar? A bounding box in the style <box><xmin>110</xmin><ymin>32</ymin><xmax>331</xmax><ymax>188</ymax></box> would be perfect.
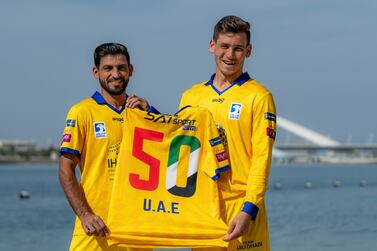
<box><xmin>91</xmin><ymin>91</ymin><xmax>107</xmax><ymax>104</ymax></box>
<box><xmin>205</xmin><ymin>72</ymin><xmax>251</xmax><ymax>86</ymax></box>
<box><xmin>91</xmin><ymin>91</ymin><xmax>126</xmax><ymax>114</ymax></box>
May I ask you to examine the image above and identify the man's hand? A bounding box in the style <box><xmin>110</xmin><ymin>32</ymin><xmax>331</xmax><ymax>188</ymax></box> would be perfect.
<box><xmin>223</xmin><ymin>211</ymin><xmax>251</xmax><ymax>241</ymax></box>
<box><xmin>79</xmin><ymin>211</ymin><xmax>109</xmax><ymax>237</ymax></box>
<box><xmin>126</xmin><ymin>95</ymin><xmax>149</xmax><ymax>111</ymax></box>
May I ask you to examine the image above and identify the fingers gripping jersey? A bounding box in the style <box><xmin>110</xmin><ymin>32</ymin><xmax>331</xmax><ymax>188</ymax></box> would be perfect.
<box><xmin>107</xmin><ymin>107</ymin><xmax>230</xmax><ymax>248</ymax></box>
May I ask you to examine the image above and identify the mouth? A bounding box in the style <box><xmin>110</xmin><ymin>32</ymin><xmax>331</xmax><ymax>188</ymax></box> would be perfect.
<box><xmin>222</xmin><ymin>60</ymin><xmax>236</xmax><ymax>66</ymax></box>
<box><xmin>109</xmin><ymin>79</ymin><xmax>124</xmax><ymax>84</ymax></box>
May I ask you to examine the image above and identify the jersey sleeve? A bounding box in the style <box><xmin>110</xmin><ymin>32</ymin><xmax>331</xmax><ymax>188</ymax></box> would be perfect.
<box><xmin>243</xmin><ymin>92</ymin><xmax>277</xmax><ymax>219</ymax></box>
<box><xmin>201</xmin><ymin>109</ymin><xmax>230</xmax><ymax>180</ymax></box>
<box><xmin>60</xmin><ymin>105</ymin><xmax>86</xmax><ymax>156</ymax></box>
<box><xmin>179</xmin><ymin>91</ymin><xmax>189</xmax><ymax>110</ymax></box>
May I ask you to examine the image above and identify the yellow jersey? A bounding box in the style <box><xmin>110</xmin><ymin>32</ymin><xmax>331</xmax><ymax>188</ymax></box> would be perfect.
<box><xmin>180</xmin><ymin>72</ymin><xmax>277</xmax><ymax>220</ymax></box>
<box><xmin>60</xmin><ymin>91</ymin><xmax>125</xmax><ymax>236</ymax></box>
<box><xmin>107</xmin><ymin>107</ymin><xmax>230</xmax><ymax>248</ymax></box>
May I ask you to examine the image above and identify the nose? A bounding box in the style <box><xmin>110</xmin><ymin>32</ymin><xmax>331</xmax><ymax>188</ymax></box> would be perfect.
<box><xmin>225</xmin><ymin>48</ymin><xmax>236</xmax><ymax>59</ymax></box>
<box><xmin>111</xmin><ymin>69</ymin><xmax>121</xmax><ymax>79</ymax></box>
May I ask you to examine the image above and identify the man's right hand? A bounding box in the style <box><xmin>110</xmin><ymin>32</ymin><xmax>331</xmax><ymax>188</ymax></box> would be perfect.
<box><xmin>79</xmin><ymin>212</ymin><xmax>109</xmax><ymax>237</ymax></box>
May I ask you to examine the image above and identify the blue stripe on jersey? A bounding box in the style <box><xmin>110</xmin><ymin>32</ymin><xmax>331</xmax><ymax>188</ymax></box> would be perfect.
<box><xmin>91</xmin><ymin>91</ymin><xmax>125</xmax><ymax>114</ymax></box>
<box><xmin>212</xmin><ymin>165</ymin><xmax>230</xmax><ymax>180</ymax></box>
<box><xmin>204</xmin><ymin>72</ymin><xmax>251</xmax><ymax>95</ymax></box>
<box><xmin>147</xmin><ymin>106</ymin><xmax>160</xmax><ymax>114</ymax></box>
<box><xmin>60</xmin><ymin>147</ymin><xmax>80</xmax><ymax>156</ymax></box>
<box><xmin>242</xmin><ymin>201</ymin><xmax>260</xmax><ymax>220</ymax></box>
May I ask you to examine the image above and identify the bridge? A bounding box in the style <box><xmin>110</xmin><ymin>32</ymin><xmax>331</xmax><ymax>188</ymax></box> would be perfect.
<box><xmin>274</xmin><ymin>116</ymin><xmax>377</xmax><ymax>164</ymax></box>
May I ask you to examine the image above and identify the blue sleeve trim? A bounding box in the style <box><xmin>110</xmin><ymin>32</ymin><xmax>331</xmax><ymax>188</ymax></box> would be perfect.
<box><xmin>60</xmin><ymin>147</ymin><xmax>80</xmax><ymax>156</ymax></box>
<box><xmin>242</xmin><ymin>202</ymin><xmax>259</xmax><ymax>221</ymax></box>
<box><xmin>147</xmin><ymin>106</ymin><xmax>160</xmax><ymax>114</ymax></box>
<box><xmin>211</xmin><ymin>165</ymin><xmax>230</xmax><ymax>180</ymax></box>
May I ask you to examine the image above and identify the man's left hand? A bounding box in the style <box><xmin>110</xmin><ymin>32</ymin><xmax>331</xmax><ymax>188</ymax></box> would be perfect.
<box><xmin>126</xmin><ymin>95</ymin><xmax>149</xmax><ymax>111</ymax></box>
<box><xmin>223</xmin><ymin>211</ymin><xmax>251</xmax><ymax>241</ymax></box>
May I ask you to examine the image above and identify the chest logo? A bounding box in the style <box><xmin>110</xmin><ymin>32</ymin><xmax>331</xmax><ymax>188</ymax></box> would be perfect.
<box><xmin>94</xmin><ymin>122</ymin><xmax>107</xmax><ymax>138</ymax></box>
<box><xmin>229</xmin><ymin>103</ymin><xmax>242</xmax><ymax>120</ymax></box>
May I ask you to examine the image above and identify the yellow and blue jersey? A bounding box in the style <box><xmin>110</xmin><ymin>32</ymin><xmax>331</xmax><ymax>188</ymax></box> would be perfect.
<box><xmin>180</xmin><ymin>72</ymin><xmax>277</xmax><ymax>220</ymax></box>
<box><xmin>60</xmin><ymin>91</ymin><xmax>125</xmax><ymax>236</ymax></box>
<box><xmin>107</xmin><ymin>106</ymin><xmax>230</xmax><ymax>248</ymax></box>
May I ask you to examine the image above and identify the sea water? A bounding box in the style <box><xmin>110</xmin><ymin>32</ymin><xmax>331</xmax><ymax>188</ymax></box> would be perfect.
<box><xmin>0</xmin><ymin>164</ymin><xmax>376</xmax><ymax>251</ymax></box>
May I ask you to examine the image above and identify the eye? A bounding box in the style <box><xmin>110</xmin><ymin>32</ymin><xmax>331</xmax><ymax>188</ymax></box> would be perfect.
<box><xmin>235</xmin><ymin>47</ymin><xmax>244</xmax><ymax>52</ymax></box>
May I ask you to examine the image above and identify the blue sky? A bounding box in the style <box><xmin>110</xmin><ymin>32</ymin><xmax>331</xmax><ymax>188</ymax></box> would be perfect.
<box><xmin>0</xmin><ymin>0</ymin><xmax>376</xmax><ymax>146</ymax></box>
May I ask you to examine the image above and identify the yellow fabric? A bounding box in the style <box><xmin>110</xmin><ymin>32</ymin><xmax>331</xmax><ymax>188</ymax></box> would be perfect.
<box><xmin>68</xmin><ymin>235</ymin><xmax>151</xmax><ymax>251</ymax></box>
<box><xmin>107</xmin><ymin>107</ymin><xmax>230</xmax><ymax>248</ymax></box>
<box><xmin>180</xmin><ymin>76</ymin><xmax>276</xmax><ymax>251</ymax></box>
<box><xmin>62</xmin><ymin>92</ymin><xmax>153</xmax><ymax>251</ymax></box>
<box><xmin>193</xmin><ymin>199</ymin><xmax>269</xmax><ymax>251</ymax></box>
<box><xmin>61</xmin><ymin>93</ymin><xmax>124</xmax><ymax>236</ymax></box>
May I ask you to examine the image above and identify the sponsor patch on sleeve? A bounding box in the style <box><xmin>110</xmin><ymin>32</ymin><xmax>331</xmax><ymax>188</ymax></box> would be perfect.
<box><xmin>66</xmin><ymin>119</ymin><xmax>76</xmax><ymax>127</ymax></box>
<box><xmin>209</xmin><ymin>137</ymin><xmax>222</xmax><ymax>146</ymax></box>
<box><xmin>264</xmin><ymin>112</ymin><xmax>276</xmax><ymax>122</ymax></box>
<box><xmin>216</xmin><ymin>151</ymin><xmax>228</xmax><ymax>162</ymax></box>
<box><xmin>62</xmin><ymin>134</ymin><xmax>72</xmax><ymax>143</ymax></box>
<box><xmin>266</xmin><ymin>127</ymin><xmax>276</xmax><ymax>140</ymax></box>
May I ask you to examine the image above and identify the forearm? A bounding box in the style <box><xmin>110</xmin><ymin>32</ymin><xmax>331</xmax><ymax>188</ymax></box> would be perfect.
<box><xmin>59</xmin><ymin>155</ymin><xmax>91</xmax><ymax>217</ymax></box>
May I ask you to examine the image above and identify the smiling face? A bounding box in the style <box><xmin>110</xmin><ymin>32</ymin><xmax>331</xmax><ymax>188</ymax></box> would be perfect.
<box><xmin>92</xmin><ymin>53</ymin><xmax>133</xmax><ymax>96</ymax></box>
<box><xmin>209</xmin><ymin>32</ymin><xmax>251</xmax><ymax>80</ymax></box>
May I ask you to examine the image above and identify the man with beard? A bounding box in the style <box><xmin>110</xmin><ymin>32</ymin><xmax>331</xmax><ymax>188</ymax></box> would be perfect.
<box><xmin>59</xmin><ymin>43</ymin><xmax>155</xmax><ymax>251</ymax></box>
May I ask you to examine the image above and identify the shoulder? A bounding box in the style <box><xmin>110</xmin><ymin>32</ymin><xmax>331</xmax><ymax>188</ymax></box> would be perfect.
<box><xmin>244</xmin><ymin>79</ymin><xmax>272</xmax><ymax>96</ymax></box>
<box><xmin>182</xmin><ymin>81</ymin><xmax>208</xmax><ymax>96</ymax></box>
<box><xmin>66</xmin><ymin>97</ymin><xmax>96</xmax><ymax>117</ymax></box>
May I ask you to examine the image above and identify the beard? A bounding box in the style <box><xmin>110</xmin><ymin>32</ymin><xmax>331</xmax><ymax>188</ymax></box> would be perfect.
<box><xmin>99</xmin><ymin>77</ymin><xmax>129</xmax><ymax>96</ymax></box>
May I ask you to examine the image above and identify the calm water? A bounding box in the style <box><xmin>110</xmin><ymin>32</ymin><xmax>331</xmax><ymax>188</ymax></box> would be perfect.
<box><xmin>0</xmin><ymin>164</ymin><xmax>376</xmax><ymax>251</ymax></box>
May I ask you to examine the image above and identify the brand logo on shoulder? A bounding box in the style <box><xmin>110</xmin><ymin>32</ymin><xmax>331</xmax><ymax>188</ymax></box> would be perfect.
<box><xmin>266</xmin><ymin>127</ymin><xmax>276</xmax><ymax>140</ymax></box>
<box><xmin>62</xmin><ymin>134</ymin><xmax>71</xmax><ymax>143</ymax></box>
<box><xmin>66</xmin><ymin>120</ymin><xmax>76</xmax><ymax>127</ymax></box>
<box><xmin>94</xmin><ymin>122</ymin><xmax>107</xmax><ymax>138</ymax></box>
<box><xmin>209</xmin><ymin>137</ymin><xmax>222</xmax><ymax>146</ymax></box>
<box><xmin>264</xmin><ymin>112</ymin><xmax>276</xmax><ymax>122</ymax></box>
<box><xmin>216</xmin><ymin>151</ymin><xmax>228</xmax><ymax>162</ymax></box>
<box><xmin>229</xmin><ymin>103</ymin><xmax>242</xmax><ymax>120</ymax></box>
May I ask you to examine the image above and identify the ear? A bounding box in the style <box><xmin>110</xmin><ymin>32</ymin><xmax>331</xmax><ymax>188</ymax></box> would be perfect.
<box><xmin>245</xmin><ymin>43</ymin><xmax>252</xmax><ymax>58</ymax></box>
<box><xmin>128</xmin><ymin>64</ymin><xmax>134</xmax><ymax>77</ymax></box>
<box><xmin>92</xmin><ymin>66</ymin><xmax>99</xmax><ymax>79</ymax></box>
<box><xmin>209</xmin><ymin>39</ymin><xmax>215</xmax><ymax>54</ymax></box>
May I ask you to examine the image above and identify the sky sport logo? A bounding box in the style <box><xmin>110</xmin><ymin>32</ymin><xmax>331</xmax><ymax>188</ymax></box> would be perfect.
<box><xmin>229</xmin><ymin>103</ymin><xmax>242</xmax><ymax>120</ymax></box>
<box><xmin>94</xmin><ymin>122</ymin><xmax>107</xmax><ymax>138</ymax></box>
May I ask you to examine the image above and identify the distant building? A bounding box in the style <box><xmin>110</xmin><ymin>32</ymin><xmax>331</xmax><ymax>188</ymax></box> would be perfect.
<box><xmin>0</xmin><ymin>140</ymin><xmax>36</xmax><ymax>153</ymax></box>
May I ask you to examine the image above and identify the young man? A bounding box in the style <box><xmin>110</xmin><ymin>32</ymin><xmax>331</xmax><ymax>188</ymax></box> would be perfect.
<box><xmin>59</xmin><ymin>43</ymin><xmax>153</xmax><ymax>251</ymax></box>
<box><xmin>180</xmin><ymin>16</ymin><xmax>277</xmax><ymax>251</ymax></box>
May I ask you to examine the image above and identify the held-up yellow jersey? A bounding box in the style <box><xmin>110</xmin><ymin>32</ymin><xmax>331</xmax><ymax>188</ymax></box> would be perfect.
<box><xmin>60</xmin><ymin>91</ymin><xmax>124</xmax><ymax>236</ymax></box>
<box><xmin>107</xmin><ymin>106</ymin><xmax>230</xmax><ymax>248</ymax></box>
<box><xmin>180</xmin><ymin>72</ymin><xmax>277</xmax><ymax>220</ymax></box>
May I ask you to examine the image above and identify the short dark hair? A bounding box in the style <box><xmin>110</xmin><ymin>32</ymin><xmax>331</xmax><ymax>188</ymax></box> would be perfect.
<box><xmin>94</xmin><ymin>43</ymin><xmax>130</xmax><ymax>67</ymax></box>
<box><xmin>213</xmin><ymin>16</ymin><xmax>251</xmax><ymax>44</ymax></box>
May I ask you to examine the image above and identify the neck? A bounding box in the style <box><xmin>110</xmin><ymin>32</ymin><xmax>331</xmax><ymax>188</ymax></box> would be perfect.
<box><xmin>212</xmin><ymin>71</ymin><xmax>243</xmax><ymax>91</ymax></box>
<box><xmin>101</xmin><ymin>90</ymin><xmax>127</xmax><ymax>110</ymax></box>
